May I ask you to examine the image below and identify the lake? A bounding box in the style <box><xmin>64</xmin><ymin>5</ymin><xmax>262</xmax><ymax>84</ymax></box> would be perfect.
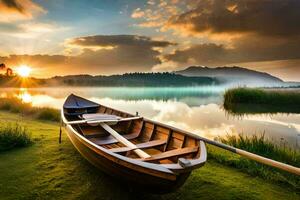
<box><xmin>1</xmin><ymin>87</ymin><xmax>300</xmax><ymax>150</ymax></box>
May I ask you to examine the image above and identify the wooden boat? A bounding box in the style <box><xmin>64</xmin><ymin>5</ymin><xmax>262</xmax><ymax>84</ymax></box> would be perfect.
<box><xmin>61</xmin><ymin>94</ymin><xmax>207</xmax><ymax>192</ymax></box>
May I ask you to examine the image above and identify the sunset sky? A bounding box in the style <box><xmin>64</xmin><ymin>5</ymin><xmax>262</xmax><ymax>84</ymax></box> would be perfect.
<box><xmin>0</xmin><ymin>0</ymin><xmax>299</xmax><ymax>81</ymax></box>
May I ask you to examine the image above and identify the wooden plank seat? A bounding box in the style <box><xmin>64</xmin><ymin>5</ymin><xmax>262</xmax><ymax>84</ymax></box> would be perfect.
<box><xmin>143</xmin><ymin>146</ymin><xmax>199</xmax><ymax>162</ymax></box>
<box><xmin>88</xmin><ymin>132</ymin><xmax>140</xmax><ymax>145</ymax></box>
<box><xmin>83</xmin><ymin>132</ymin><xmax>106</xmax><ymax>138</ymax></box>
<box><xmin>110</xmin><ymin>139</ymin><xmax>167</xmax><ymax>153</ymax></box>
<box><xmin>62</xmin><ymin>94</ymin><xmax>209</xmax><ymax>191</ymax></box>
<box><xmin>82</xmin><ymin>113</ymin><xmax>122</xmax><ymax>121</ymax></box>
<box><xmin>99</xmin><ymin>122</ymin><xmax>151</xmax><ymax>158</ymax></box>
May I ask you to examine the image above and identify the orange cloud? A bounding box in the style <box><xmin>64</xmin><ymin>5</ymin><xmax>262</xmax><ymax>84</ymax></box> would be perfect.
<box><xmin>0</xmin><ymin>0</ymin><xmax>46</xmax><ymax>22</ymax></box>
<box><xmin>164</xmin><ymin>0</ymin><xmax>300</xmax><ymax>37</ymax></box>
<box><xmin>0</xmin><ymin>34</ymin><xmax>176</xmax><ymax>77</ymax></box>
<box><xmin>131</xmin><ymin>8</ymin><xmax>145</xmax><ymax>18</ymax></box>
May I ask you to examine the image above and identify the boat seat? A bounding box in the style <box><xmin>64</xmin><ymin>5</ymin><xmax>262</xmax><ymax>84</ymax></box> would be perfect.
<box><xmin>82</xmin><ymin>113</ymin><xmax>122</xmax><ymax>121</ymax></box>
<box><xmin>110</xmin><ymin>139</ymin><xmax>167</xmax><ymax>153</ymax></box>
<box><xmin>89</xmin><ymin>132</ymin><xmax>140</xmax><ymax>145</ymax></box>
<box><xmin>144</xmin><ymin>146</ymin><xmax>199</xmax><ymax>162</ymax></box>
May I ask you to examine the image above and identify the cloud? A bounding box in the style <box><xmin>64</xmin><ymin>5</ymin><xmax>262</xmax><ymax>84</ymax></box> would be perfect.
<box><xmin>67</xmin><ymin>34</ymin><xmax>175</xmax><ymax>49</ymax></box>
<box><xmin>131</xmin><ymin>8</ymin><xmax>145</xmax><ymax>18</ymax></box>
<box><xmin>152</xmin><ymin>0</ymin><xmax>300</xmax><ymax>37</ymax></box>
<box><xmin>164</xmin><ymin>35</ymin><xmax>300</xmax><ymax>66</ymax></box>
<box><xmin>0</xmin><ymin>22</ymin><xmax>67</xmax><ymax>40</ymax></box>
<box><xmin>0</xmin><ymin>34</ymin><xmax>176</xmax><ymax>77</ymax></box>
<box><xmin>0</xmin><ymin>22</ymin><xmax>23</xmax><ymax>33</ymax></box>
<box><xmin>1</xmin><ymin>0</ymin><xmax>24</xmax><ymax>12</ymax></box>
<box><xmin>0</xmin><ymin>0</ymin><xmax>46</xmax><ymax>22</ymax></box>
<box><xmin>130</xmin><ymin>0</ymin><xmax>300</xmax><ymax>78</ymax></box>
<box><xmin>134</xmin><ymin>0</ymin><xmax>300</xmax><ymax>39</ymax></box>
<box><xmin>66</xmin><ymin>35</ymin><xmax>175</xmax><ymax>74</ymax></box>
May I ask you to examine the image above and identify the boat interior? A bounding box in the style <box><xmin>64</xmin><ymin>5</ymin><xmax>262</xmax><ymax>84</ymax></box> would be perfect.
<box><xmin>65</xmin><ymin>105</ymin><xmax>201</xmax><ymax>165</ymax></box>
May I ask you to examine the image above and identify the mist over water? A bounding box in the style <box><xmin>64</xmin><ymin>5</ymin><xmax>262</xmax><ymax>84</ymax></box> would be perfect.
<box><xmin>1</xmin><ymin>86</ymin><xmax>299</xmax><ymax>150</ymax></box>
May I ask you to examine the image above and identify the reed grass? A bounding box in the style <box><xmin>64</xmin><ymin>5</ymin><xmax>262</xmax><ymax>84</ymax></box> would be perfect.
<box><xmin>0</xmin><ymin>98</ymin><xmax>32</xmax><ymax>114</ymax></box>
<box><xmin>224</xmin><ymin>87</ymin><xmax>300</xmax><ymax>105</ymax></box>
<box><xmin>0</xmin><ymin>123</ymin><xmax>32</xmax><ymax>151</ymax></box>
<box><xmin>0</xmin><ymin>97</ymin><xmax>60</xmax><ymax>122</ymax></box>
<box><xmin>223</xmin><ymin>87</ymin><xmax>300</xmax><ymax>114</ymax></box>
<box><xmin>208</xmin><ymin>134</ymin><xmax>300</xmax><ymax>189</ymax></box>
<box><xmin>36</xmin><ymin>108</ymin><xmax>60</xmax><ymax>122</ymax></box>
<box><xmin>219</xmin><ymin>134</ymin><xmax>299</xmax><ymax>166</ymax></box>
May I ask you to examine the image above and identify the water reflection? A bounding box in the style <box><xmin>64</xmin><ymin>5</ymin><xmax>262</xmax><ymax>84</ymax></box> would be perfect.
<box><xmin>17</xmin><ymin>88</ymin><xmax>32</xmax><ymax>103</ymax></box>
<box><xmin>1</xmin><ymin>87</ymin><xmax>299</xmax><ymax>150</ymax></box>
<box><xmin>224</xmin><ymin>103</ymin><xmax>300</xmax><ymax>115</ymax></box>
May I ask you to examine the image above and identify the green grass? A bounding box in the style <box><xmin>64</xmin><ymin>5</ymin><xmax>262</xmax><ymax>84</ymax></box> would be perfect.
<box><xmin>218</xmin><ymin>134</ymin><xmax>299</xmax><ymax>166</ymax></box>
<box><xmin>36</xmin><ymin>108</ymin><xmax>60</xmax><ymax>122</ymax></box>
<box><xmin>223</xmin><ymin>87</ymin><xmax>300</xmax><ymax>114</ymax></box>
<box><xmin>208</xmin><ymin>134</ymin><xmax>300</xmax><ymax>189</ymax></box>
<box><xmin>0</xmin><ymin>123</ymin><xmax>32</xmax><ymax>152</ymax></box>
<box><xmin>0</xmin><ymin>111</ymin><xmax>298</xmax><ymax>199</ymax></box>
<box><xmin>224</xmin><ymin>87</ymin><xmax>300</xmax><ymax>105</ymax></box>
<box><xmin>0</xmin><ymin>97</ymin><xmax>60</xmax><ymax>122</ymax></box>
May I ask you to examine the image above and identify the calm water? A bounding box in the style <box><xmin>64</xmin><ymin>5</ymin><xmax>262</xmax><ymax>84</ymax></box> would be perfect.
<box><xmin>1</xmin><ymin>87</ymin><xmax>300</xmax><ymax>150</ymax></box>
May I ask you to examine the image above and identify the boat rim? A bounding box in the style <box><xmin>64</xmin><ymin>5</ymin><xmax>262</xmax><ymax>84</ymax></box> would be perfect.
<box><xmin>61</xmin><ymin>99</ymin><xmax>207</xmax><ymax>175</ymax></box>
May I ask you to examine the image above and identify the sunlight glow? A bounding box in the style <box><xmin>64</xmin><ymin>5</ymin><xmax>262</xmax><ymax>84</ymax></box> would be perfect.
<box><xmin>16</xmin><ymin>65</ymin><xmax>32</xmax><ymax>77</ymax></box>
<box><xmin>17</xmin><ymin>88</ymin><xmax>32</xmax><ymax>103</ymax></box>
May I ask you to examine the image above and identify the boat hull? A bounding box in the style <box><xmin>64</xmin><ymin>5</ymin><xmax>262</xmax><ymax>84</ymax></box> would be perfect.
<box><xmin>65</xmin><ymin>125</ymin><xmax>191</xmax><ymax>193</ymax></box>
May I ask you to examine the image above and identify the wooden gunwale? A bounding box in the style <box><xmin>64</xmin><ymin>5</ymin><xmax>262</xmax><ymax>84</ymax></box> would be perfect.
<box><xmin>62</xmin><ymin>105</ymin><xmax>206</xmax><ymax>174</ymax></box>
<box><xmin>65</xmin><ymin>96</ymin><xmax>300</xmax><ymax>176</ymax></box>
<box><xmin>62</xmin><ymin>102</ymin><xmax>207</xmax><ymax>178</ymax></box>
<box><xmin>64</xmin><ymin>117</ymin><xmax>177</xmax><ymax>181</ymax></box>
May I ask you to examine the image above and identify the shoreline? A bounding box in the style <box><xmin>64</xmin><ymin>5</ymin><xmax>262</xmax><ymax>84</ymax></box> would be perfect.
<box><xmin>0</xmin><ymin>111</ymin><xmax>299</xmax><ymax>199</ymax></box>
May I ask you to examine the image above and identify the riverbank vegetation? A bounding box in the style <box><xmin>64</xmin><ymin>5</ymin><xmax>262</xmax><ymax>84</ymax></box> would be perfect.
<box><xmin>0</xmin><ymin>97</ymin><xmax>60</xmax><ymax>122</ymax></box>
<box><xmin>0</xmin><ymin>123</ymin><xmax>32</xmax><ymax>152</ymax></box>
<box><xmin>223</xmin><ymin>88</ymin><xmax>300</xmax><ymax>114</ymax></box>
<box><xmin>224</xmin><ymin>87</ymin><xmax>300</xmax><ymax>105</ymax></box>
<box><xmin>208</xmin><ymin>134</ymin><xmax>300</xmax><ymax>190</ymax></box>
<box><xmin>0</xmin><ymin>111</ymin><xmax>298</xmax><ymax>199</ymax></box>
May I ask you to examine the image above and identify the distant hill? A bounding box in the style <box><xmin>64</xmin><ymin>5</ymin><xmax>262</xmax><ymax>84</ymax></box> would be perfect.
<box><xmin>0</xmin><ymin>73</ymin><xmax>219</xmax><ymax>87</ymax></box>
<box><xmin>175</xmin><ymin>66</ymin><xmax>283</xmax><ymax>86</ymax></box>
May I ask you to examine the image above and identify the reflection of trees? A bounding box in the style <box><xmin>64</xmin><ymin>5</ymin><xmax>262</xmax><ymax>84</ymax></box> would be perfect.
<box><xmin>1</xmin><ymin>87</ymin><xmax>224</xmax><ymax>107</ymax></box>
<box><xmin>224</xmin><ymin>103</ymin><xmax>300</xmax><ymax>116</ymax></box>
<box><xmin>93</xmin><ymin>88</ymin><xmax>222</xmax><ymax>102</ymax></box>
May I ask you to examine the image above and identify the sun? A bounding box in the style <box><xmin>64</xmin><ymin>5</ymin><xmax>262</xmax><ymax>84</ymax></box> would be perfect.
<box><xmin>16</xmin><ymin>65</ymin><xmax>32</xmax><ymax>77</ymax></box>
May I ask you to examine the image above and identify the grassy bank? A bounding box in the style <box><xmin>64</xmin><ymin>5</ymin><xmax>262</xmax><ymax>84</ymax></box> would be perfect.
<box><xmin>0</xmin><ymin>111</ymin><xmax>299</xmax><ymax>199</ymax></box>
<box><xmin>223</xmin><ymin>88</ymin><xmax>300</xmax><ymax>114</ymax></box>
<box><xmin>208</xmin><ymin>135</ymin><xmax>300</xmax><ymax>190</ymax></box>
<box><xmin>0</xmin><ymin>123</ymin><xmax>32</xmax><ymax>152</ymax></box>
<box><xmin>0</xmin><ymin>97</ymin><xmax>60</xmax><ymax>122</ymax></box>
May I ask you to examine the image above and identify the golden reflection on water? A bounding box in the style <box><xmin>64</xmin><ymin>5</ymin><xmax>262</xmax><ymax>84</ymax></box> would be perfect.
<box><xmin>17</xmin><ymin>88</ymin><xmax>32</xmax><ymax>103</ymax></box>
<box><xmin>0</xmin><ymin>87</ymin><xmax>299</xmax><ymax>149</ymax></box>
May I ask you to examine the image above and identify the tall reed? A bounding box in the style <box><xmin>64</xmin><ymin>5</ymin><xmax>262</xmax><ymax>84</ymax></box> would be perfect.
<box><xmin>224</xmin><ymin>87</ymin><xmax>300</xmax><ymax>105</ymax></box>
<box><xmin>0</xmin><ymin>97</ymin><xmax>60</xmax><ymax>122</ymax></box>
<box><xmin>0</xmin><ymin>123</ymin><xmax>32</xmax><ymax>151</ymax></box>
<box><xmin>208</xmin><ymin>134</ymin><xmax>300</xmax><ymax>189</ymax></box>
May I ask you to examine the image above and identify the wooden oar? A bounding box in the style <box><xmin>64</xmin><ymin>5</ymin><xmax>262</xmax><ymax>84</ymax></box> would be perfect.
<box><xmin>99</xmin><ymin>122</ymin><xmax>151</xmax><ymax>159</ymax></box>
<box><xmin>156</xmin><ymin>121</ymin><xmax>300</xmax><ymax>175</ymax></box>
<box><xmin>66</xmin><ymin>116</ymin><xmax>142</xmax><ymax>125</ymax></box>
<box><xmin>196</xmin><ymin>136</ymin><xmax>300</xmax><ymax>175</ymax></box>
